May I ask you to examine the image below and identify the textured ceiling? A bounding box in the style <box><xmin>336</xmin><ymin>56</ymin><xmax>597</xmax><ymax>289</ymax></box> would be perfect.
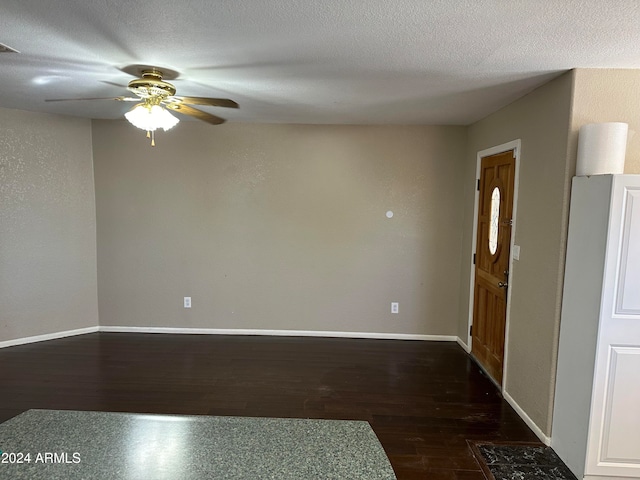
<box><xmin>1</xmin><ymin>0</ymin><xmax>640</xmax><ymax>125</ymax></box>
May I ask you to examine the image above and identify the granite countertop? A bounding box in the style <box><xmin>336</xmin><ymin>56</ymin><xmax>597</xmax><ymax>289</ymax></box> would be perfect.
<box><xmin>0</xmin><ymin>409</ymin><xmax>396</xmax><ymax>480</ymax></box>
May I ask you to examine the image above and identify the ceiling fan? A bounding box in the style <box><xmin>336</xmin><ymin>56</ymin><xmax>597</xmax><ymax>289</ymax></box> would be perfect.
<box><xmin>47</xmin><ymin>68</ymin><xmax>238</xmax><ymax>146</ymax></box>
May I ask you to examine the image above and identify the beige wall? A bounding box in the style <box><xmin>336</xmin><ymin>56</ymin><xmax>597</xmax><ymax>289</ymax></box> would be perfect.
<box><xmin>458</xmin><ymin>72</ymin><xmax>575</xmax><ymax>435</ymax></box>
<box><xmin>571</xmin><ymin>69</ymin><xmax>640</xmax><ymax>174</ymax></box>
<box><xmin>93</xmin><ymin>122</ymin><xmax>466</xmax><ymax>335</ymax></box>
<box><xmin>0</xmin><ymin>107</ymin><xmax>98</xmax><ymax>342</ymax></box>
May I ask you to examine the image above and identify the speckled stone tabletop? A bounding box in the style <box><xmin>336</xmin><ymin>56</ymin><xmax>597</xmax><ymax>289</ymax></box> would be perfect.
<box><xmin>0</xmin><ymin>409</ymin><xmax>396</xmax><ymax>479</ymax></box>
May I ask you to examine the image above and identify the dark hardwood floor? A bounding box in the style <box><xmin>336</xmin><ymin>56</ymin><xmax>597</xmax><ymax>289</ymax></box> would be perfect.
<box><xmin>0</xmin><ymin>333</ymin><xmax>541</xmax><ymax>479</ymax></box>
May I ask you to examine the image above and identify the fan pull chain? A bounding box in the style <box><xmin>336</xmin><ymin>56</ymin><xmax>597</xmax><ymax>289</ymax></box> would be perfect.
<box><xmin>144</xmin><ymin>130</ymin><xmax>156</xmax><ymax>147</ymax></box>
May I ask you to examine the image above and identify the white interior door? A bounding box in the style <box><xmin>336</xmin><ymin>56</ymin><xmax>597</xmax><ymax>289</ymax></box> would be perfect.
<box><xmin>586</xmin><ymin>178</ymin><xmax>640</xmax><ymax>478</ymax></box>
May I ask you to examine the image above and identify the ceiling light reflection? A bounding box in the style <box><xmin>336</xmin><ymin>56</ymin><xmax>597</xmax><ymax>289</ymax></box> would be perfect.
<box><xmin>32</xmin><ymin>75</ymin><xmax>71</xmax><ymax>85</ymax></box>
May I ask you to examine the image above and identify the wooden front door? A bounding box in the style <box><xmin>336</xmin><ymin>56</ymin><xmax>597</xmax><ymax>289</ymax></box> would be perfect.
<box><xmin>471</xmin><ymin>150</ymin><xmax>516</xmax><ymax>385</ymax></box>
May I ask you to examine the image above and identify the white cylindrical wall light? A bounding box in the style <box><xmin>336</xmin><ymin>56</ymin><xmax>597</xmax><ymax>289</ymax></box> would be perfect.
<box><xmin>576</xmin><ymin>122</ymin><xmax>628</xmax><ymax>176</ymax></box>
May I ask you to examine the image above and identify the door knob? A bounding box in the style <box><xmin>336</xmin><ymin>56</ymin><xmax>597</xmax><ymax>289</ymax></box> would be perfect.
<box><xmin>498</xmin><ymin>281</ymin><xmax>508</xmax><ymax>288</ymax></box>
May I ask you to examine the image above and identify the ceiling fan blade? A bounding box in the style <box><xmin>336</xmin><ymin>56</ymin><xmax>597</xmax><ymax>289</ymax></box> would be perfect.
<box><xmin>171</xmin><ymin>96</ymin><xmax>238</xmax><ymax>108</ymax></box>
<box><xmin>45</xmin><ymin>96</ymin><xmax>139</xmax><ymax>102</ymax></box>
<box><xmin>101</xmin><ymin>80</ymin><xmax>128</xmax><ymax>88</ymax></box>
<box><xmin>165</xmin><ymin>103</ymin><xmax>226</xmax><ymax>125</ymax></box>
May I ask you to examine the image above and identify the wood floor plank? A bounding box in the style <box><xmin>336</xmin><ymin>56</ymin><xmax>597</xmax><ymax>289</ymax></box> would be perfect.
<box><xmin>0</xmin><ymin>333</ymin><xmax>541</xmax><ymax>479</ymax></box>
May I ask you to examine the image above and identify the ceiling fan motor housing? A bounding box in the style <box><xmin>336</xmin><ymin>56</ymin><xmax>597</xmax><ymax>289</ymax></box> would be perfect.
<box><xmin>127</xmin><ymin>70</ymin><xmax>176</xmax><ymax>98</ymax></box>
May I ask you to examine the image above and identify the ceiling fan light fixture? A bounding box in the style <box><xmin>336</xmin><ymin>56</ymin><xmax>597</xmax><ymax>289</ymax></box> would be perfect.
<box><xmin>125</xmin><ymin>102</ymin><xmax>180</xmax><ymax>132</ymax></box>
<box><xmin>46</xmin><ymin>68</ymin><xmax>235</xmax><ymax>145</ymax></box>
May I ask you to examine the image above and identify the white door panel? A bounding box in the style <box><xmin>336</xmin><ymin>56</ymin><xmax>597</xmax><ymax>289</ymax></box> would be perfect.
<box><xmin>586</xmin><ymin>181</ymin><xmax>640</xmax><ymax>478</ymax></box>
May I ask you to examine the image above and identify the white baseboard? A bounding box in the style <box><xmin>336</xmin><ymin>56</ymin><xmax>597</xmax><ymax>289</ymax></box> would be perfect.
<box><xmin>0</xmin><ymin>325</ymin><xmax>459</xmax><ymax>348</ymax></box>
<box><xmin>503</xmin><ymin>390</ymin><xmax>551</xmax><ymax>445</ymax></box>
<box><xmin>456</xmin><ymin>336</ymin><xmax>471</xmax><ymax>353</ymax></box>
<box><xmin>98</xmin><ymin>326</ymin><xmax>458</xmax><ymax>342</ymax></box>
<box><xmin>0</xmin><ymin>326</ymin><xmax>99</xmax><ymax>349</ymax></box>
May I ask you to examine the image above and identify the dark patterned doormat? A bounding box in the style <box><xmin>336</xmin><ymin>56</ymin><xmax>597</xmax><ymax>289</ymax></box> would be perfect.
<box><xmin>469</xmin><ymin>441</ymin><xmax>577</xmax><ymax>480</ymax></box>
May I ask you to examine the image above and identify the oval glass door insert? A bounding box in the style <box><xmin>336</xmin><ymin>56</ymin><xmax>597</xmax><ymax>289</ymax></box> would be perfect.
<box><xmin>489</xmin><ymin>186</ymin><xmax>500</xmax><ymax>255</ymax></box>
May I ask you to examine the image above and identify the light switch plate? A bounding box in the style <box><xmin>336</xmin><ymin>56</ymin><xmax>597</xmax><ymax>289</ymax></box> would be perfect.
<box><xmin>512</xmin><ymin>245</ymin><xmax>521</xmax><ymax>260</ymax></box>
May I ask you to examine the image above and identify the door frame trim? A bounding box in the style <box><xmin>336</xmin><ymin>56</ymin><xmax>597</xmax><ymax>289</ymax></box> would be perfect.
<box><xmin>467</xmin><ymin>139</ymin><xmax>521</xmax><ymax>391</ymax></box>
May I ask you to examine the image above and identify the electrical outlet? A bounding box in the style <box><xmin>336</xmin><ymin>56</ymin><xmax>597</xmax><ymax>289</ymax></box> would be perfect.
<box><xmin>391</xmin><ymin>302</ymin><xmax>399</xmax><ymax>314</ymax></box>
<box><xmin>184</xmin><ymin>297</ymin><xmax>191</xmax><ymax>309</ymax></box>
